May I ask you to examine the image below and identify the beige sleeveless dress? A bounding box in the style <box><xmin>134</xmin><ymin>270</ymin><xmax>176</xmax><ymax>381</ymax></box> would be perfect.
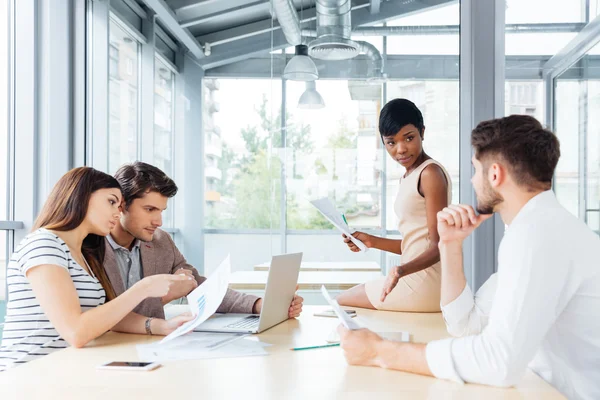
<box><xmin>365</xmin><ymin>159</ymin><xmax>452</xmax><ymax>312</ymax></box>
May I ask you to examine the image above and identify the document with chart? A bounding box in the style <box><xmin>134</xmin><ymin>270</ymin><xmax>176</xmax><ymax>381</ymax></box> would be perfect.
<box><xmin>321</xmin><ymin>286</ymin><xmax>410</xmax><ymax>342</ymax></box>
<box><xmin>320</xmin><ymin>285</ymin><xmax>362</xmax><ymax>330</ymax></box>
<box><xmin>160</xmin><ymin>255</ymin><xmax>231</xmax><ymax>344</ymax></box>
<box><xmin>309</xmin><ymin>198</ymin><xmax>368</xmax><ymax>252</ymax></box>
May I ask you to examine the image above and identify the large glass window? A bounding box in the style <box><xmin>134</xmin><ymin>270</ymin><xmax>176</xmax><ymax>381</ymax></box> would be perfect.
<box><xmin>154</xmin><ymin>57</ymin><xmax>175</xmax><ymax>228</ymax></box>
<box><xmin>203</xmin><ymin>79</ymin><xmax>282</xmax><ymax>230</ymax></box>
<box><xmin>386</xmin><ymin>3</ymin><xmax>459</xmax><ymax>56</ymax></box>
<box><xmin>554</xmin><ymin>42</ymin><xmax>600</xmax><ymax>233</ymax></box>
<box><xmin>505</xmin><ymin>0</ymin><xmax>582</xmax><ymax>56</ymax></box>
<box><xmin>202</xmin><ymin>79</ymin><xmax>282</xmax><ymax>274</ymax></box>
<box><xmin>586</xmin><ymin>81</ymin><xmax>600</xmax><ymax>233</ymax></box>
<box><xmin>504</xmin><ymin>0</ymin><xmax>599</xmax><ymax>235</ymax></box>
<box><xmin>506</xmin><ymin>0</ymin><xmax>584</xmax><ymax>23</ymax></box>
<box><xmin>285</xmin><ymin>80</ymin><xmax>383</xmax><ymax>230</ymax></box>
<box><xmin>153</xmin><ymin>57</ymin><xmax>174</xmax><ymax>177</ymax></box>
<box><xmin>108</xmin><ymin>19</ymin><xmax>139</xmax><ymax>174</ymax></box>
<box><xmin>554</xmin><ymin>80</ymin><xmax>580</xmax><ymax>218</ymax></box>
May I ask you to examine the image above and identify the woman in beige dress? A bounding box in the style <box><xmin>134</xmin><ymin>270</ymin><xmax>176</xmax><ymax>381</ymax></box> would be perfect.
<box><xmin>337</xmin><ymin>99</ymin><xmax>451</xmax><ymax>312</ymax></box>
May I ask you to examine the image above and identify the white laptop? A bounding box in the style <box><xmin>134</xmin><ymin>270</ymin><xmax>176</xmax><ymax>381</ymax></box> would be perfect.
<box><xmin>193</xmin><ymin>252</ymin><xmax>303</xmax><ymax>334</ymax></box>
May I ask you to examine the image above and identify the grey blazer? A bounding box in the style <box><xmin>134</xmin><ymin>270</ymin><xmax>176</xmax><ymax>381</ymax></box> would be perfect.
<box><xmin>103</xmin><ymin>229</ymin><xmax>259</xmax><ymax>319</ymax></box>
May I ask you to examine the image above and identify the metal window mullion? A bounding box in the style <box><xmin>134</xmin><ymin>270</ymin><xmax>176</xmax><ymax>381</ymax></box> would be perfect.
<box><xmin>38</xmin><ymin>0</ymin><xmax>73</xmax><ymax>203</ymax></box>
<box><xmin>167</xmin><ymin>53</ymin><xmax>178</xmax><ymax>229</ymax></box>
<box><xmin>89</xmin><ymin>0</ymin><xmax>109</xmax><ymax>172</ymax></box>
<box><xmin>0</xmin><ymin>221</ymin><xmax>24</xmax><ymax>230</ymax></box>
<box><xmin>579</xmin><ymin>78</ymin><xmax>588</xmax><ymax>222</ymax></box>
<box><xmin>13</xmin><ymin>0</ymin><xmax>39</xmax><ymax>242</ymax></box>
<box><xmin>280</xmin><ymin>78</ymin><xmax>287</xmax><ymax>254</ymax></box>
<box><xmin>171</xmin><ymin>49</ymin><xmax>186</xmax><ymax>247</ymax></box>
<box><xmin>140</xmin><ymin>12</ymin><xmax>155</xmax><ymax>164</ymax></box>
<box><xmin>380</xmin><ymin>23</ymin><xmax>388</xmax><ymax>274</ymax></box>
<box><xmin>180</xmin><ymin>57</ymin><xmax>205</xmax><ymax>272</ymax></box>
<box><xmin>7</xmin><ymin>0</ymin><xmax>15</xmax><ymax>223</ymax></box>
<box><xmin>459</xmin><ymin>0</ymin><xmax>505</xmax><ymax>290</ymax></box>
<box><xmin>73</xmin><ymin>0</ymin><xmax>86</xmax><ymax>167</ymax></box>
<box><xmin>585</xmin><ymin>0</ymin><xmax>590</xmax><ymax>24</ymax></box>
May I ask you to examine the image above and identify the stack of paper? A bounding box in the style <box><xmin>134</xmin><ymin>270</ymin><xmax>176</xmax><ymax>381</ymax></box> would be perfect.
<box><xmin>137</xmin><ymin>333</ymin><xmax>270</xmax><ymax>362</ymax></box>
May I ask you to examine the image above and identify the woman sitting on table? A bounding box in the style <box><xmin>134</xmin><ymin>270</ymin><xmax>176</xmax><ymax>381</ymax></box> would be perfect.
<box><xmin>337</xmin><ymin>99</ymin><xmax>451</xmax><ymax>312</ymax></box>
<box><xmin>0</xmin><ymin>167</ymin><xmax>193</xmax><ymax>371</ymax></box>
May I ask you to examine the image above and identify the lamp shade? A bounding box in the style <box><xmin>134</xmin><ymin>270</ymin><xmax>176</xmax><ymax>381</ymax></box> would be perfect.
<box><xmin>283</xmin><ymin>45</ymin><xmax>318</xmax><ymax>81</ymax></box>
<box><xmin>298</xmin><ymin>80</ymin><xmax>325</xmax><ymax>109</ymax></box>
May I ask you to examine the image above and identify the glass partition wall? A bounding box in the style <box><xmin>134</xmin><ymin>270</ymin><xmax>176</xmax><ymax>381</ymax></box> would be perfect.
<box><xmin>544</xmin><ymin>11</ymin><xmax>600</xmax><ymax>235</ymax></box>
<box><xmin>553</xmin><ymin>43</ymin><xmax>600</xmax><ymax>234</ymax></box>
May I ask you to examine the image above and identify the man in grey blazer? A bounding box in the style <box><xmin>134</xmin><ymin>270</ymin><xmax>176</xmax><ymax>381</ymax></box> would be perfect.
<box><xmin>103</xmin><ymin>162</ymin><xmax>303</xmax><ymax>330</ymax></box>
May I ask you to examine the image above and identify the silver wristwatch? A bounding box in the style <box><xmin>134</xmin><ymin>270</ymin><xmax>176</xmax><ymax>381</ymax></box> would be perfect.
<box><xmin>145</xmin><ymin>317</ymin><xmax>154</xmax><ymax>335</ymax></box>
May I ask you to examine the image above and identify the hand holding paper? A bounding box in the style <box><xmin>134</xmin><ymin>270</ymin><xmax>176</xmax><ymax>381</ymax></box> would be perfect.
<box><xmin>160</xmin><ymin>255</ymin><xmax>231</xmax><ymax>344</ymax></box>
<box><xmin>320</xmin><ymin>285</ymin><xmax>362</xmax><ymax>330</ymax></box>
<box><xmin>342</xmin><ymin>231</ymin><xmax>372</xmax><ymax>253</ymax></box>
<box><xmin>310</xmin><ymin>198</ymin><xmax>368</xmax><ymax>252</ymax></box>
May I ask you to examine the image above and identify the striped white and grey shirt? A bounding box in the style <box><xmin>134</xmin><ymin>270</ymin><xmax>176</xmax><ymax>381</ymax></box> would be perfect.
<box><xmin>0</xmin><ymin>228</ymin><xmax>106</xmax><ymax>372</ymax></box>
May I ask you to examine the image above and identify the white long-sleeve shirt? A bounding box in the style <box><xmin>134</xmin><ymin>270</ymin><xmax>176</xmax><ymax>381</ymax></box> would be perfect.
<box><xmin>425</xmin><ymin>191</ymin><xmax>600</xmax><ymax>400</ymax></box>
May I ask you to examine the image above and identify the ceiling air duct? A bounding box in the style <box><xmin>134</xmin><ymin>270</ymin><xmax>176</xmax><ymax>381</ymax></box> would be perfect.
<box><xmin>357</xmin><ymin>41</ymin><xmax>387</xmax><ymax>84</ymax></box>
<box><xmin>308</xmin><ymin>0</ymin><xmax>360</xmax><ymax>61</ymax></box>
<box><xmin>272</xmin><ymin>0</ymin><xmax>302</xmax><ymax>46</ymax></box>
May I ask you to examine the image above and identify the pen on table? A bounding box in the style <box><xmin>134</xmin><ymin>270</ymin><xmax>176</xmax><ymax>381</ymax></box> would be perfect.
<box><xmin>290</xmin><ymin>343</ymin><xmax>340</xmax><ymax>351</ymax></box>
<box><xmin>342</xmin><ymin>214</ymin><xmax>348</xmax><ymax>225</ymax></box>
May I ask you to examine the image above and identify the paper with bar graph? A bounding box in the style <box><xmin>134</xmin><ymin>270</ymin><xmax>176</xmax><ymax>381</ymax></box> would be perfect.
<box><xmin>310</xmin><ymin>198</ymin><xmax>368</xmax><ymax>252</ymax></box>
<box><xmin>320</xmin><ymin>285</ymin><xmax>362</xmax><ymax>330</ymax></box>
<box><xmin>160</xmin><ymin>255</ymin><xmax>231</xmax><ymax>344</ymax></box>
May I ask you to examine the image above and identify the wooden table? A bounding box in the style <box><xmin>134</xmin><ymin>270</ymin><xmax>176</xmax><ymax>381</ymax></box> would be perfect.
<box><xmin>254</xmin><ymin>261</ymin><xmax>381</xmax><ymax>272</ymax></box>
<box><xmin>0</xmin><ymin>306</ymin><xmax>564</xmax><ymax>400</ymax></box>
<box><xmin>229</xmin><ymin>270</ymin><xmax>383</xmax><ymax>291</ymax></box>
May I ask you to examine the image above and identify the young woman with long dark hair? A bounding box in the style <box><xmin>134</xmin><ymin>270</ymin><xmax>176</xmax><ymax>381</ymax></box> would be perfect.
<box><xmin>0</xmin><ymin>167</ymin><xmax>192</xmax><ymax>371</ymax></box>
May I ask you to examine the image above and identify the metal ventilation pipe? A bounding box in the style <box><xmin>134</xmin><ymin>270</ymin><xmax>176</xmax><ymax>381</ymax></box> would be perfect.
<box><xmin>309</xmin><ymin>0</ymin><xmax>360</xmax><ymax>60</ymax></box>
<box><xmin>357</xmin><ymin>41</ymin><xmax>386</xmax><ymax>82</ymax></box>
<box><xmin>272</xmin><ymin>0</ymin><xmax>302</xmax><ymax>46</ymax></box>
<box><xmin>316</xmin><ymin>0</ymin><xmax>352</xmax><ymax>41</ymax></box>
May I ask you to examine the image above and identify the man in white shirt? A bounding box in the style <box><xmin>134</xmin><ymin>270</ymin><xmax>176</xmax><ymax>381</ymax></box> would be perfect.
<box><xmin>337</xmin><ymin>115</ymin><xmax>600</xmax><ymax>400</ymax></box>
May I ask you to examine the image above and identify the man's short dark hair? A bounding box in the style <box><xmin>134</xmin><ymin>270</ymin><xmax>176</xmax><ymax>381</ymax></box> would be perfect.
<box><xmin>379</xmin><ymin>98</ymin><xmax>425</xmax><ymax>138</ymax></box>
<box><xmin>114</xmin><ymin>162</ymin><xmax>178</xmax><ymax>208</ymax></box>
<box><xmin>471</xmin><ymin>115</ymin><xmax>560</xmax><ymax>190</ymax></box>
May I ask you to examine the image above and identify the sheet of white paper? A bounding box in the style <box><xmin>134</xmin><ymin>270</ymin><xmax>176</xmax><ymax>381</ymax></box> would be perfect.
<box><xmin>320</xmin><ymin>285</ymin><xmax>362</xmax><ymax>330</ymax></box>
<box><xmin>137</xmin><ymin>333</ymin><xmax>268</xmax><ymax>362</ymax></box>
<box><xmin>160</xmin><ymin>255</ymin><xmax>231</xmax><ymax>344</ymax></box>
<box><xmin>326</xmin><ymin>329</ymin><xmax>410</xmax><ymax>343</ymax></box>
<box><xmin>310</xmin><ymin>198</ymin><xmax>368</xmax><ymax>252</ymax></box>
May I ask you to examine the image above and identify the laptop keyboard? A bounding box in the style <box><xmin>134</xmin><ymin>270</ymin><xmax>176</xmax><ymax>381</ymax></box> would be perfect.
<box><xmin>224</xmin><ymin>315</ymin><xmax>260</xmax><ymax>330</ymax></box>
